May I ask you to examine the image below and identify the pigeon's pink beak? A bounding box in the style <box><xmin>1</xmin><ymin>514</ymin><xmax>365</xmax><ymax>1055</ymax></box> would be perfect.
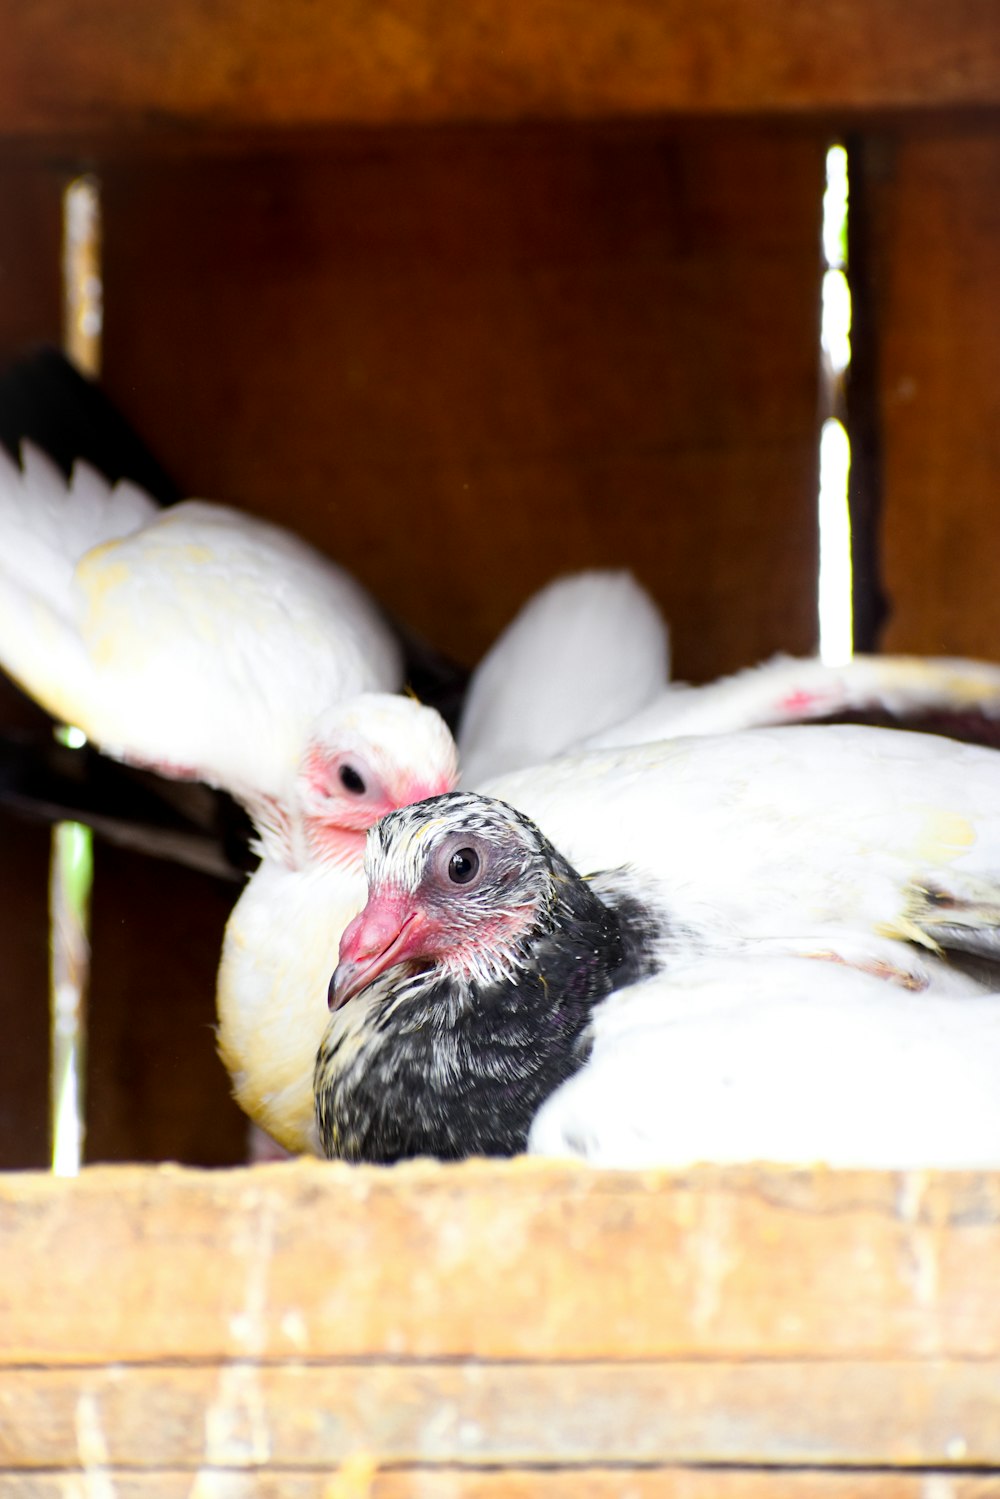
<box><xmin>329</xmin><ymin>890</ymin><xmax>429</xmax><ymax>1010</ymax></box>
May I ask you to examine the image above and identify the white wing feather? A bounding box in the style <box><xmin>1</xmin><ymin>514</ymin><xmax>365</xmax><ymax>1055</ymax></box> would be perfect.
<box><xmin>459</xmin><ymin>571</ymin><xmax>669</xmax><ymax>785</ymax></box>
<box><xmin>483</xmin><ymin>724</ymin><xmax>1000</xmax><ymax>958</ymax></box>
<box><xmin>0</xmin><ymin>446</ymin><xmax>403</xmax><ymax>805</ymax></box>
<box><xmin>581</xmin><ymin>652</ymin><xmax>1000</xmax><ymax>749</ymax></box>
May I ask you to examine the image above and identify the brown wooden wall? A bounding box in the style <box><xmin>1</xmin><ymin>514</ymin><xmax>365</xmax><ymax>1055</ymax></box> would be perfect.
<box><xmin>0</xmin><ymin>160</ymin><xmax>62</xmax><ymax>1164</ymax></box>
<box><xmin>97</xmin><ymin>126</ymin><xmax>824</xmax><ymax>677</ymax></box>
<box><xmin>855</xmin><ymin>124</ymin><xmax>1000</xmax><ymax>660</ymax></box>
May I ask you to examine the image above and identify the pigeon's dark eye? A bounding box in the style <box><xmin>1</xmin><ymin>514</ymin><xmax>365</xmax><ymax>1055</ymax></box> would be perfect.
<box><xmin>339</xmin><ymin>764</ymin><xmax>367</xmax><ymax>796</ymax></box>
<box><xmin>448</xmin><ymin>847</ymin><xmax>480</xmax><ymax>885</ymax></box>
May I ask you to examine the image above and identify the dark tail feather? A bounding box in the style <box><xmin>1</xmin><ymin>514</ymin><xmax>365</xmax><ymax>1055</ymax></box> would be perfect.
<box><xmin>0</xmin><ymin>345</ymin><xmax>180</xmax><ymax>504</ymax></box>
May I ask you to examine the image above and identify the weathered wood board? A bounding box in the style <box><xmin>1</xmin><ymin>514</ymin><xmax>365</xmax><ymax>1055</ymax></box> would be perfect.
<box><xmin>1</xmin><ymin>1161</ymin><xmax>999</xmax><ymax>1494</ymax></box>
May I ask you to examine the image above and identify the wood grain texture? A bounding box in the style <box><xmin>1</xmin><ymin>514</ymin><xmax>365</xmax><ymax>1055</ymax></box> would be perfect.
<box><xmin>858</xmin><ymin>127</ymin><xmax>1000</xmax><ymax>660</ymax></box>
<box><xmin>1</xmin><ymin>1161</ymin><xmax>999</xmax><ymax>1365</ymax></box>
<box><xmin>98</xmin><ymin>126</ymin><xmax>823</xmax><ymax>681</ymax></box>
<box><xmin>2</xmin><ymin>1474</ymin><xmax>999</xmax><ymax>1499</ymax></box>
<box><xmin>1</xmin><ymin>0</ymin><xmax>999</xmax><ymax>142</ymax></box>
<box><xmin>2</xmin><ymin>1359</ymin><xmax>999</xmax><ymax>1467</ymax></box>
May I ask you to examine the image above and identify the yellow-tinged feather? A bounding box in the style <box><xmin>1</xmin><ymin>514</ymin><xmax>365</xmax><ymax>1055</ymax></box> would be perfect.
<box><xmin>875</xmin><ymin>915</ymin><xmax>944</xmax><ymax>954</ymax></box>
<box><xmin>915</xmin><ymin>809</ymin><xmax>977</xmax><ymax>862</ymax></box>
<box><xmin>894</xmin><ymin>658</ymin><xmax>1000</xmax><ymax>705</ymax></box>
<box><xmin>76</xmin><ymin>547</ymin><xmax>132</xmax><ymax>603</ymax></box>
<box><xmin>22</xmin><ymin>605</ymin><xmax>93</xmax><ymax>729</ymax></box>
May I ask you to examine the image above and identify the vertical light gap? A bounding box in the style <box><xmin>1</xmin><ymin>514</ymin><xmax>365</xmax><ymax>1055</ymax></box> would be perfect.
<box><xmin>52</xmin><ymin>176</ymin><xmax>102</xmax><ymax>1177</ymax></box>
<box><xmin>817</xmin><ymin>144</ymin><xmax>853</xmax><ymax>667</ymax></box>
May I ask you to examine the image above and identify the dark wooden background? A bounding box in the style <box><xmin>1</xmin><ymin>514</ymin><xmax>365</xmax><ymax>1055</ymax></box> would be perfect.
<box><xmin>0</xmin><ymin>1</ymin><xmax>997</xmax><ymax>1167</ymax></box>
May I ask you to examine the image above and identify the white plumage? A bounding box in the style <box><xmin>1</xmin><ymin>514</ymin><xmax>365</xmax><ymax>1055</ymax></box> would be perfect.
<box><xmin>0</xmin><ymin>443</ymin><xmax>403</xmax><ymax>831</ymax></box>
<box><xmin>217</xmin><ymin>694</ymin><xmax>459</xmax><ymax>1153</ymax></box>
<box><xmin>11</xmin><ymin>426</ymin><xmax>1000</xmax><ymax>1166</ymax></box>
<box><xmin>483</xmin><ymin>724</ymin><xmax>1000</xmax><ymax>963</ymax></box>
<box><xmin>318</xmin><ymin>724</ymin><xmax>1000</xmax><ymax>1167</ymax></box>
<box><xmin>220</xmin><ymin>855</ymin><xmax>367</xmax><ymax>1154</ymax></box>
<box><xmin>458</xmin><ymin>570</ymin><xmax>670</xmax><ymax>785</ymax></box>
<box><xmin>307</xmin><ymin>721</ymin><xmax>1000</xmax><ymax>1159</ymax></box>
<box><xmin>0</xmin><ymin>441</ymin><xmax>466</xmax><ymax>1150</ymax></box>
<box><xmin>580</xmin><ymin>651</ymin><xmax>1000</xmax><ymax>749</ymax></box>
<box><xmin>528</xmin><ymin>954</ymin><xmax>1000</xmax><ymax>1169</ymax></box>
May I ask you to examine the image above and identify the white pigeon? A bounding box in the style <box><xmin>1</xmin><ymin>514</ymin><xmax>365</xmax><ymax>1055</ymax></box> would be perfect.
<box><xmin>217</xmin><ymin>693</ymin><xmax>459</xmax><ymax>1154</ymax></box>
<box><xmin>580</xmin><ymin>651</ymin><xmax>1000</xmax><ymax>750</ymax></box>
<box><xmin>458</xmin><ymin>570</ymin><xmax>670</xmax><ymax>786</ymax></box>
<box><xmin>0</xmin><ymin>441</ymin><xmax>468</xmax><ymax>1150</ymax></box>
<box><xmin>0</xmin><ymin>441</ymin><xmax>405</xmax><ymax>834</ymax></box>
<box><xmin>317</xmin><ymin>725</ymin><xmax>1000</xmax><ymax>1165</ymax></box>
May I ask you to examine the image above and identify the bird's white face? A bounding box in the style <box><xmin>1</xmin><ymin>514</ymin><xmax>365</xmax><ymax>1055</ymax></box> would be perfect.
<box><xmin>295</xmin><ymin>695</ymin><xmax>459</xmax><ymax>868</ymax></box>
<box><xmin>329</xmin><ymin>795</ymin><xmax>553</xmax><ymax>1008</ymax></box>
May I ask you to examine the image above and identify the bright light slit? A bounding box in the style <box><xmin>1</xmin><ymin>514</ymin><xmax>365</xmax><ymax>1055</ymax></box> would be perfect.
<box><xmin>821</xmin><ymin>268</ymin><xmax>852</xmax><ymax>377</ymax></box>
<box><xmin>817</xmin><ymin>144</ymin><xmax>854</xmax><ymax>667</ymax></box>
<box><xmin>817</xmin><ymin>418</ymin><xmax>853</xmax><ymax>667</ymax></box>
<box><xmin>51</xmin><ymin>176</ymin><xmax>102</xmax><ymax>1177</ymax></box>
<box><xmin>50</xmin><ymin>815</ymin><xmax>93</xmax><ymax>1176</ymax></box>
<box><xmin>63</xmin><ymin>176</ymin><xmax>103</xmax><ymax>371</ymax></box>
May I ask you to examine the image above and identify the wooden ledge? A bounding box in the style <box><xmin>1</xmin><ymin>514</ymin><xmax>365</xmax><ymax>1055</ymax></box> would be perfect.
<box><xmin>3</xmin><ymin>1159</ymin><xmax>1000</xmax><ymax>1363</ymax></box>
<box><xmin>1</xmin><ymin>1161</ymin><xmax>999</xmax><ymax>1487</ymax></box>
<box><xmin>1</xmin><ymin>0</ymin><xmax>999</xmax><ymax>146</ymax></box>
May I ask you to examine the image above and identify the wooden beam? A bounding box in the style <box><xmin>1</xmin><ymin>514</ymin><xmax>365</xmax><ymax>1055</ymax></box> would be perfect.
<box><xmin>3</xmin><ymin>1359</ymin><xmax>1000</xmax><ymax>1468</ymax></box>
<box><xmin>1</xmin><ymin>1473</ymin><xmax>998</xmax><ymax>1499</ymax></box>
<box><xmin>1</xmin><ymin>0</ymin><xmax>999</xmax><ymax>144</ymax></box>
<box><xmin>2</xmin><ymin>1161</ymin><xmax>1000</xmax><ymax>1365</ymax></box>
<box><xmin>3</xmin><ymin>1163</ymin><xmax>1000</xmax><ymax>1488</ymax></box>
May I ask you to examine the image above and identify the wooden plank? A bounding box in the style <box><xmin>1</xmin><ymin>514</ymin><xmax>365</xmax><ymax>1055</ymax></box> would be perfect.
<box><xmin>98</xmin><ymin>127</ymin><xmax>822</xmax><ymax>682</ymax></box>
<box><xmin>2</xmin><ymin>1163</ymin><xmax>1000</xmax><ymax>1366</ymax></box>
<box><xmin>2</xmin><ymin>1359</ymin><xmax>999</xmax><ymax>1468</ymax></box>
<box><xmin>2</xmin><ymin>1473</ymin><xmax>999</xmax><ymax>1499</ymax></box>
<box><xmin>1</xmin><ymin>0</ymin><xmax>999</xmax><ymax>141</ymax></box>
<box><xmin>856</xmin><ymin>126</ymin><xmax>1000</xmax><ymax>659</ymax></box>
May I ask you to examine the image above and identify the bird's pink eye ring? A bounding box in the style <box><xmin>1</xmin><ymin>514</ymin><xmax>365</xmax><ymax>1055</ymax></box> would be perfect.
<box><xmin>448</xmin><ymin>847</ymin><xmax>480</xmax><ymax>885</ymax></box>
<box><xmin>339</xmin><ymin>763</ymin><xmax>367</xmax><ymax>796</ymax></box>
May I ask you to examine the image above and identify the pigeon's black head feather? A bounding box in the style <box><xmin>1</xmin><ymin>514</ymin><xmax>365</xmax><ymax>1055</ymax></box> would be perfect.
<box><xmin>315</xmin><ymin>792</ymin><xmax>659</xmax><ymax>1163</ymax></box>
